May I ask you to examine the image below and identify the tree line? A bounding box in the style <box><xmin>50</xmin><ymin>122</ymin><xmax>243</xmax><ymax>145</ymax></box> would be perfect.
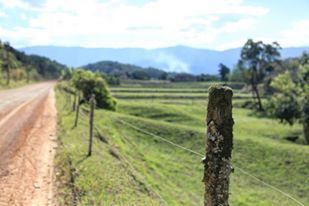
<box><xmin>0</xmin><ymin>40</ymin><xmax>67</xmax><ymax>85</ymax></box>
<box><xmin>83</xmin><ymin>60</ymin><xmax>221</xmax><ymax>83</ymax></box>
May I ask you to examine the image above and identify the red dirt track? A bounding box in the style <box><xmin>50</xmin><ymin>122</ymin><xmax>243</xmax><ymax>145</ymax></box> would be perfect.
<box><xmin>0</xmin><ymin>82</ymin><xmax>57</xmax><ymax>206</ymax></box>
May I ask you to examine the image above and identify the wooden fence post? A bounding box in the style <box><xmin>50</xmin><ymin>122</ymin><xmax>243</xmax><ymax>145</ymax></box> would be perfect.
<box><xmin>73</xmin><ymin>92</ymin><xmax>81</xmax><ymax>128</ymax></box>
<box><xmin>88</xmin><ymin>94</ymin><xmax>95</xmax><ymax>156</ymax></box>
<box><xmin>203</xmin><ymin>86</ymin><xmax>234</xmax><ymax>206</ymax></box>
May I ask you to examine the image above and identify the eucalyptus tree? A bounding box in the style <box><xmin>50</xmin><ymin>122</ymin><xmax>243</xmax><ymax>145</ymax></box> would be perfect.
<box><xmin>239</xmin><ymin>39</ymin><xmax>281</xmax><ymax>111</ymax></box>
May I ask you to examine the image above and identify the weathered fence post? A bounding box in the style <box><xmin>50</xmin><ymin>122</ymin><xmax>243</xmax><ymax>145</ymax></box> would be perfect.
<box><xmin>73</xmin><ymin>92</ymin><xmax>81</xmax><ymax>128</ymax></box>
<box><xmin>88</xmin><ymin>94</ymin><xmax>96</xmax><ymax>156</ymax></box>
<box><xmin>203</xmin><ymin>85</ymin><xmax>234</xmax><ymax>206</ymax></box>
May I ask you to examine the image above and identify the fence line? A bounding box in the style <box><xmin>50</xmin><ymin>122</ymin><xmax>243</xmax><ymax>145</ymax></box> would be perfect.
<box><xmin>78</xmin><ymin>110</ymin><xmax>168</xmax><ymax>205</ymax></box>
<box><xmin>63</xmin><ymin>92</ymin><xmax>304</xmax><ymax>206</ymax></box>
<box><xmin>115</xmin><ymin>118</ymin><xmax>203</xmax><ymax>157</ymax></box>
<box><xmin>233</xmin><ymin>166</ymin><xmax>305</xmax><ymax>206</ymax></box>
<box><xmin>112</xmin><ymin>117</ymin><xmax>305</xmax><ymax>206</ymax></box>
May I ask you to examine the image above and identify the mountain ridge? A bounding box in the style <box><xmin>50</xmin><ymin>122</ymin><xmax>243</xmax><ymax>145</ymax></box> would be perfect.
<box><xmin>20</xmin><ymin>45</ymin><xmax>309</xmax><ymax>74</ymax></box>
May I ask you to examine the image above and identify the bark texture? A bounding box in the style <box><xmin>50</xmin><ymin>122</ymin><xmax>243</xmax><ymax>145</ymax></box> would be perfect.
<box><xmin>204</xmin><ymin>86</ymin><xmax>234</xmax><ymax>206</ymax></box>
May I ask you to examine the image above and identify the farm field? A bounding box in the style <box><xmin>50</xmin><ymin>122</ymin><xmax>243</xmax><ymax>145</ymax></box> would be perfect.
<box><xmin>111</xmin><ymin>92</ymin><xmax>252</xmax><ymax>100</ymax></box>
<box><xmin>111</xmin><ymin>82</ymin><xmax>251</xmax><ymax>100</ymax></box>
<box><xmin>117</xmin><ymin>80</ymin><xmax>245</xmax><ymax>89</ymax></box>
<box><xmin>55</xmin><ymin>82</ymin><xmax>308</xmax><ymax>206</ymax></box>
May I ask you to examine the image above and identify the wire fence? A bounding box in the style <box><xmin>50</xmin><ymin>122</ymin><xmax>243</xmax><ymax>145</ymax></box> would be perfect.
<box><xmin>110</xmin><ymin>116</ymin><xmax>305</xmax><ymax>206</ymax></box>
<box><xmin>63</xmin><ymin>90</ymin><xmax>305</xmax><ymax>206</ymax></box>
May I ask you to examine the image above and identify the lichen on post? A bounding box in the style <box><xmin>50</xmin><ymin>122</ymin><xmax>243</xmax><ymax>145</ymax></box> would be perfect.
<box><xmin>203</xmin><ymin>85</ymin><xmax>234</xmax><ymax>206</ymax></box>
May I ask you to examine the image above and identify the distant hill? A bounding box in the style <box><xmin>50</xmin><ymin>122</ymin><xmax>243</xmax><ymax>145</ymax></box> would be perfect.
<box><xmin>0</xmin><ymin>41</ymin><xmax>66</xmax><ymax>82</ymax></box>
<box><xmin>84</xmin><ymin>61</ymin><xmax>167</xmax><ymax>80</ymax></box>
<box><xmin>20</xmin><ymin>45</ymin><xmax>309</xmax><ymax>74</ymax></box>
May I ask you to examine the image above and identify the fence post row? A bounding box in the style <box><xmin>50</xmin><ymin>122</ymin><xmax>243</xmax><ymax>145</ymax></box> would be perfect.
<box><xmin>203</xmin><ymin>86</ymin><xmax>234</xmax><ymax>206</ymax></box>
<box><xmin>88</xmin><ymin>94</ymin><xmax>96</xmax><ymax>157</ymax></box>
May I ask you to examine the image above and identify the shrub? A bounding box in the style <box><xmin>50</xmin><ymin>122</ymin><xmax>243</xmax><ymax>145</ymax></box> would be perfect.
<box><xmin>72</xmin><ymin>69</ymin><xmax>117</xmax><ymax>111</ymax></box>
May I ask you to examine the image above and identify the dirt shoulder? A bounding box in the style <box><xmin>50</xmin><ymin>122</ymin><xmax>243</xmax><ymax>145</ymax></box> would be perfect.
<box><xmin>0</xmin><ymin>85</ymin><xmax>57</xmax><ymax>206</ymax></box>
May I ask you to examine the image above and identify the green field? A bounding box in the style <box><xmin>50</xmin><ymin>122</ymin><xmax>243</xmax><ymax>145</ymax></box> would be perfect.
<box><xmin>55</xmin><ymin>82</ymin><xmax>308</xmax><ymax>206</ymax></box>
<box><xmin>117</xmin><ymin>80</ymin><xmax>245</xmax><ymax>89</ymax></box>
<box><xmin>111</xmin><ymin>83</ymin><xmax>251</xmax><ymax>100</ymax></box>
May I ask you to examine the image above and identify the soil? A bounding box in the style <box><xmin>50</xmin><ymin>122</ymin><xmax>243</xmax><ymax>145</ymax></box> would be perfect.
<box><xmin>0</xmin><ymin>82</ymin><xmax>58</xmax><ymax>206</ymax></box>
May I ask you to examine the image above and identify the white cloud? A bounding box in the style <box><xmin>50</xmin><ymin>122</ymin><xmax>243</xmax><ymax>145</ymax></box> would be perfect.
<box><xmin>0</xmin><ymin>0</ymin><xmax>270</xmax><ymax>48</ymax></box>
<box><xmin>218</xmin><ymin>18</ymin><xmax>257</xmax><ymax>33</ymax></box>
<box><xmin>216</xmin><ymin>39</ymin><xmax>247</xmax><ymax>51</ymax></box>
<box><xmin>0</xmin><ymin>11</ymin><xmax>6</xmax><ymax>17</ymax></box>
<box><xmin>0</xmin><ymin>0</ymin><xmax>31</xmax><ymax>9</ymax></box>
<box><xmin>279</xmin><ymin>19</ymin><xmax>309</xmax><ymax>47</ymax></box>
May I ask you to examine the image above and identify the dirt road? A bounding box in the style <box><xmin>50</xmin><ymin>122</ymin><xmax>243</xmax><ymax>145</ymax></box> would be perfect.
<box><xmin>0</xmin><ymin>82</ymin><xmax>58</xmax><ymax>206</ymax></box>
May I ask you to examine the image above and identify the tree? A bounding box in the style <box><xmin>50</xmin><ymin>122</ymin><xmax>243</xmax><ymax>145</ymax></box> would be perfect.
<box><xmin>267</xmin><ymin>63</ymin><xmax>309</xmax><ymax>143</ymax></box>
<box><xmin>131</xmin><ymin>70</ymin><xmax>150</xmax><ymax>80</ymax></box>
<box><xmin>218</xmin><ymin>63</ymin><xmax>230</xmax><ymax>81</ymax></box>
<box><xmin>72</xmin><ymin>69</ymin><xmax>117</xmax><ymax>111</ymax></box>
<box><xmin>229</xmin><ymin>66</ymin><xmax>245</xmax><ymax>82</ymax></box>
<box><xmin>1</xmin><ymin>48</ymin><xmax>16</xmax><ymax>85</ymax></box>
<box><xmin>61</xmin><ymin>67</ymin><xmax>73</xmax><ymax>80</ymax></box>
<box><xmin>0</xmin><ymin>40</ymin><xmax>66</xmax><ymax>83</ymax></box>
<box><xmin>299</xmin><ymin>51</ymin><xmax>309</xmax><ymax>65</ymax></box>
<box><xmin>197</xmin><ymin>74</ymin><xmax>220</xmax><ymax>82</ymax></box>
<box><xmin>23</xmin><ymin>56</ymin><xmax>34</xmax><ymax>83</ymax></box>
<box><xmin>239</xmin><ymin>39</ymin><xmax>281</xmax><ymax>111</ymax></box>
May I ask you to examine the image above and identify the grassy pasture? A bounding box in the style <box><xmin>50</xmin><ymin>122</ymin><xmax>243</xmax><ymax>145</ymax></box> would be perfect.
<box><xmin>111</xmin><ymin>88</ymin><xmax>209</xmax><ymax>93</ymax></box>
<box><xmin>111</xmin><ymin>86</ymin><xmax>251</xmax><ymax>100</ymax></box>
<box><xmin>112</xmin><ymin>92</ymin><xmax>252</xmax><ymax>100</ymax></box>
<box><xmin>118</xmin><ymin>80</ymin><xmax>245</xmax><ymax>89</ymax></box>
<box><xmin>55</xmin><ymin>81</ymin><xmax>308</xmax><ymax>206</ymax></box>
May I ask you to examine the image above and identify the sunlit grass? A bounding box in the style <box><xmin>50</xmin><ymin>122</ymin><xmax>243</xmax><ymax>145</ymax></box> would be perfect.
<box><xmin>55</xmin><ymin>84</ymin><xmax>308</xmax><ymax>206</ymax></box>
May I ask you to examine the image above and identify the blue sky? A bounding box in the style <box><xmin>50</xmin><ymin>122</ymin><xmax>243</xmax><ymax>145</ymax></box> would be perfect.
<box><xmin>0</xmin><ymin>0</ymin><xmax>308</xmax><ymax>50</ymax></box>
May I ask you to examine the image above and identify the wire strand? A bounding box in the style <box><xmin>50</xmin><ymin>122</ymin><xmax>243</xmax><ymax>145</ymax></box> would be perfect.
<box><xmin>115</xmin><ymin>117</ymin><xmax>204</xmax><ymax>157</ymax></box>
<box><xmin>76</xmin><ymin>103</ymin><xmax>304</xmax><ymax>206</ymax></box>
<box><xmin>233</xmin><ymin>166</ymin><xmax>305</xmax><ymax>206</ymax></box>
<box><xmin>114</xmin><ymin>117</ymin><xmax>305</xmax><ymax>206</ymax></box>
<box><xmin>79</xmin><ymin>110</ymin><xmax>168</xmax><ymax>205</ymax></box>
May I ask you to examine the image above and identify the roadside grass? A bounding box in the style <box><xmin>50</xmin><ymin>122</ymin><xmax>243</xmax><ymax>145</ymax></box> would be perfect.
<box><xmin>0</xmin><ymin>80</ymin><xmax>29</xmax><ymax>90</ymax></box>
<box><xmin>55</xmin><ymin>84</ymin><xmax>308</xmax><ymax>206</ymax></box>
<box><xmin>56</xmin><ymin>90</ymin><xmax>163</xmax><ymax>205</ymax></box>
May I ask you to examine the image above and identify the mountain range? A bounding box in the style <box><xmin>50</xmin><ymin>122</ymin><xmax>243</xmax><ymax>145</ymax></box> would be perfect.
<box><xmin>20</xmin><ymin>45</ymin><xmax>309</xmax><ymax>74</ymax></box>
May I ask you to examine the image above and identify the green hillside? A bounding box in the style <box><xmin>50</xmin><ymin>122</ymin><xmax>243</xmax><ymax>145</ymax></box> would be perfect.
<box><xmin>0</xmin><ymin>40</ymin><xmax>67</xmax><ymax>88</ymax></box>
<box><xmin>55</xmin><ymin>83</ymin><xmax>308</xmax><ymax>206</ymax></box>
